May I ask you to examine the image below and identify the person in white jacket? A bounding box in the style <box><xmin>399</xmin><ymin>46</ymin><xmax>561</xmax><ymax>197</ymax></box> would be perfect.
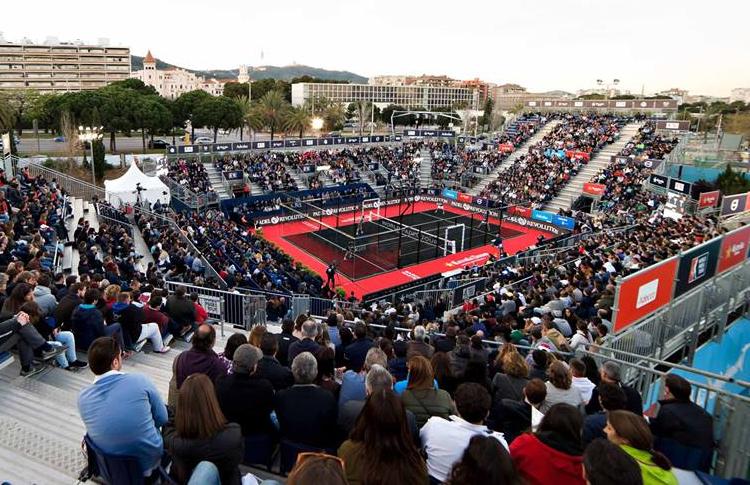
<box><xmin>568</xmin><ymin>320</ymin><xmax>593</xmax><ymax>352</ymax></box>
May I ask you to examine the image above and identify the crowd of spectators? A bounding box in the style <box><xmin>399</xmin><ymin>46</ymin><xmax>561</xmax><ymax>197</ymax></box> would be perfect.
<box><xmin>215</xmin><ymin>153</ymin><xmax>299</xmax><ymax>193</ymax></box>
<box><xmin>480</xmin><ymin>114</ymin><xmax>624</xmax><ymax>207</ymax></box>
<box><xmin>164</xmin><ymin>158</ymin><xmax>214</xmax><ymax>194</ymax></box>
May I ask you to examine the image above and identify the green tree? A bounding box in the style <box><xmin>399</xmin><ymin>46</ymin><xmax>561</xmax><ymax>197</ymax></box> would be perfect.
<box><xmin>322</xmin><ymin>103</ymin><xmax>345</xmax><ymax>132</ymax></box>
<box><xmin>93</xmin><ymin>139</ymin><xmax>106</xmax><ymax>181</ymax></box>
<box><xmin>479</xmin><ymin>97</ymin><xmax>494</xmax><ymax>132</ymax></box>
<box><xmin>108</xmin><ymin>78</ymin><xmax>159</xmax><ymax>96</ymax></box>
<box><xmin>193</xmin><ymin>96</ymin><xmax>244</xmax><ymax>142</ymax></box>
<box><xmin>352</xmin><ymin>100</ymin><xmax>373</xmax><ymax>136</ymax></box>
<box><xmin>254</xmin><ymin>90</ymin><xmax>290</xmax><ymax>140</ymax></box>
<box><xmin>283</xmin><ymin>106</ymin><xmax>312</xmax><ymax>139</ymax></box>
<box><xmin>223</xmin><ymin>82</ymin><xmax>250</xmax><ymax>99</ymax></box>
<box><xmin>173</xmin><ymin>90</ymin><xmax>212</xmax><ymax>141</ymax></box>
<box><xmin>99</xmin><ymin>86</ymin><xmax>137</xmax><ymax>152</ymax></box>
<box><xmin>716</xmin><ymin>165</ymin><xmax>750</xmax><ymax>195</ymax></box>
<box><xmin>131</xmin><ymin>95</ymin><xmax>172</xmax><ymax>151</ymax></box>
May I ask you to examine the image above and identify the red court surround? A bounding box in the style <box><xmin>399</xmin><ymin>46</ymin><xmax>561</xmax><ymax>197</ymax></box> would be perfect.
<box><xmin>258</xmin><ymin>201</ymin><xmax>552</xmax><ymax>298</ymax></box>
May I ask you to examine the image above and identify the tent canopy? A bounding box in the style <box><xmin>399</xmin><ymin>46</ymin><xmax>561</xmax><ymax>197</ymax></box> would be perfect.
<box><xmin>104</xmin><ymin>163</ymin><xmax>170</xmax><ymax>207</ymax></box>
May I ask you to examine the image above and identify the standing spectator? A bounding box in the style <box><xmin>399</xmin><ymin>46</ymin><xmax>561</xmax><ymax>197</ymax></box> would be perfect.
<box><xmin>402</xmin><ymin>356</ymin><xmax>455</xmax><ymax>428</ymax></box>
<box><xmin>337</xmin><ymin>389</ymin><xmax>427</xmax><ymax>485</ymax></box>
<box><xmin>288</xmin><ymin>320</ymin><xmax>322</xmax><ymax>363</ymax></box>
<box><xmin>605</xmin><ymin>410</ymin><xmax>678</xmax><ymax>485</ymax></box>
<box><xmin>162</xmin><ymin>373</ymin><xmax>244</xmax><ymax>485</ymax></box>
<box><xmin>586</xmin><ymin>362</ymin><xmax>643</xmax><ymax>416</ymax></box>
<box><xmin>78</xmin><ymin>337</ymin><xmax>168</xmax><ymax>477</ymax></box>
<box><xmin>583</xmin><ymin>439</ymin><xmax>643</xmax><ymax>485</ymax></box>
<box><xmin>510</xmin><ymin>403</ymin><xmax>585</xmax><ymax>485</ymax></box>
<box><xmin>445</xmin><ymin>435</ymin><xmax>521</xmax><ymax>485</ymax></box>
<box><xmin>542</xmin><ymin>361</ymin><xmax>585</xmax><ymax>412</ymax></box>
<box><xmin>275</xmin><ymin>352</ymin><xmax>338</xmax><ymax>448</ymax></box>
<box><xmin>215</xmin><ymin>344</ymin><xmax>275</xmax><ymax>437</ymax></box>
<box><xmin>650</xmin><ymin>374</ymin><xmax>714</xmax><ymax>471</ymax></box>
<box><xmin>421</xmin><ymin>383</ymin><xmax>508</xmax><ymax>483</ymax></box>
<box><xmin>256</xmin><ymin>332</ymin><xmax>294</xmax><ymax>391</ymax></box>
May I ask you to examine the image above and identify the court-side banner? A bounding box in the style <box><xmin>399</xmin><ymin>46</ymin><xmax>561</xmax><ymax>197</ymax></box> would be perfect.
<box><xmin>613</xmin><ymin>257</ymin><xmax>679</xmax><ymax>333</ymax></box>
<box><xmin>452</xmin><ymin>279</ymin><xmax>487</xmax><ymax>306</ymax></box>
<box><xmin>698</xmin><ymin>190</ymin><xmax>720</xmax><ymax>209</ymax></box>
<box><xmin>446</xmin><ymin>201</ymin><xmax>567</xmax><ymax>237</ymax></box>
<box><xmin>721</xmin><ymin>193</ymin><xmax>749</xmax><ymax>217</ymax></box>
<box><xmin>674</xmin><ymin>238</ymin><xmax>722</xmax><ymax>297</ymax></box>
<box><xmin>656</xmin><ymin>120</ymin><xmax>691</xmax><ymax>131</ymax></box>
<box><xmin>583</xmin><ymin>183</ymin><xmax>606</xmax><ymax>197</ymax></box>
<box><xmin>531</xmin><ymin>210</ymin><xmax>576</xmax><ymax>230</ymax></box>
<box><xmin>170</xmin><ymin>134</ymin><xmax>401</xmax><ymax>154</ymax></box>
<box><xmin>717</xmin><ymin>225</ymin><xmax>750</xmax><ymax>274</ymax></box>
<box><xmin>524</xmin><ymin>99</ymin><xmax>678</xmax><ymax>111</ymax></box>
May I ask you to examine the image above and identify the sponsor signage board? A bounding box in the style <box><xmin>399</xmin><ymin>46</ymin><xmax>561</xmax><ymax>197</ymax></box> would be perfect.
<box><xmin>613</xmin><ymin>257</ymin><xmax>679</xmax><ymax>332</ymax></box>
<box><xmin>721</xmin><ymin>193</ymin><xmax>748</xmax><ymax>217</ymax></box>
<box><xmin>656</xmin><ymin>120</ymin><xmax>691</xmax><ymax>131</ymax></box>
<box><xmin>668</xmin><ymin>178</ymin><xmax>692</xmax><ymax>196</ymax></box>
<box><xmin>650</xmin><ymin>174</ymin><xmax>668</xmax><ymax>189</ymax></box>
<box><xmin>698</xmin><ymin>190</ymin><xmax>720</xmax><ymax>209</ymax></box>
<box><xmin>583</xmin><ymin>183</ymin><xmax>606</xmax><ymax>197</ymax></box>
<box><xmin>674</xmin><ymin>238</ymin><xmax>721</xmax><ymax>296</ymax></box>
<box><xmin>717</xmin><ymin>225</ymin><xmax>750</xmax><ymax>274</ymax></box>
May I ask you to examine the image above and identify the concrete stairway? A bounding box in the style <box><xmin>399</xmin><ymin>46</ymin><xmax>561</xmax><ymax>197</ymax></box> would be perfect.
<box><xmin>468</xmin><ymin>120</ymin><xmax>560</xmax><ymax>197</ymax></box>
<box><xmin>418</xmin><ymin>148</ymin><xmax>434</xmax><ymax>188</ymax></box>
<box><xmin>202</xmin><ymin>162</ymin><xmax>233</xmax><ymax>200</ymax></box>
<box><xmin>544</xmin><ymin>122</ymin><xmax>643</xmax><ymax>212</ymax></box>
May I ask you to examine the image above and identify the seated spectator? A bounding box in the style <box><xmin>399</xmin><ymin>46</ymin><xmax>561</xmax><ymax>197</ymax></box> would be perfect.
<box><xmin>191</xmin><ymin>292</ymin><xmax>209</xmax><ymax>326</ymax></box>
<box><xmin>490</xmin><ymin>378</ymin><xmax>547</xmax><ymax>444</ymax></box>
<box><xmin>344</xmin><ymin>322</ymin><xmax>374</xmax><ymax>372</ymax></box>
<box><xmin>248</xmin><ymin>324</ymin><xmax>266</xmax><ymax>348</ymax></box>
<box><xmin>315</xmin><ymin>347</ymin><xmax>341</xmax><ymax>398</ymax></box>
<box><xmin>256</xmin><ymin>332</ymin><xmax>294</xmax><ymax>391</ymax></box>
<box><xmin>215</xmin><ymin>344</ymin><xmax>275</xmax><ymax>438</ymax></box>
<box><xmin>445</xmin><ymin>435</ymin><xmax>520</xmax><ymax>485</ymax></box>
<box><xmin>583</xmin><ymin>439</ymin><xmax>643</xmax><ymax>485</ymax></box>
<box><xmin>402</xmin><ymin>356</ymin><xmax>455</xmax><ymax>428</ymax></box>
<box><xmin>650</xmin><ymin>374</ymin><xmax>714</xmax><ymax>471</ymax></box>
<box><xmin>275</xmin><ymin>352</ymin><xmax>338</xmax><ymax>448</ymax></box>
<box><xmin>605</xmin><ymin>410</ymin><xmax>678</xmax><ymax>485</ymax></box>
<box><xmin>421</xmin><ymin>383</ymin><xmax>508</xmax><ymax>483</ymax></box>
<box><xmin>407</xmin><ymin>325</ymin><xmax>434</xmax><ymax>360</ymax></box>
<box><xmin>165</xmin><ymin>286</ymin><xmax>196</xmax><ymax>339</ymax></box>
<box><xmin>586</xmin><ymin>361</ymin><xmax>643</xmax><ymax>416</ymax></box>
<box><xmin>276</xmin><ymin>319</ymin><xmax>299</xmax><ymax>367</ymax></box>
<box><xmin>71</xmin><ymin>288</ymin><xmax>124</xmax><ymax>353</ymax></box>
<box><xmin>170</xmin><ymin>324</ymin><xmax>225</xmax><ymax>406</ymax></box>
<box><xmin>22</xmin><ymin>300</ymin><xmax>87</xmax><ymax>371</ymax></box>
<box><xmin>54</xmin><ymin>282</ymin><xmax>84</xmax><ymax>330</ymax></box>
<box><xmin>339</xmin><ymin>347</ymin><xmax>388</xmax><ymax>407</ymax></box>
<box><xmin>218</xmin><ymin>333</ymin><xmax>248</xmax><ymax>374</ymax></box>
<box><xmin>542</xmin><ymin>361</ymin><xmax>585</xmax><ymax>412</ymax></box>
<box><xmin>163</xmin><ymin>373</ymin><xmax>243</xmax><ymax>485</ymax></box>
<box><xmin>510</xmin><ymin>403</ymin><xmax>585</xmax><ymax>485</ymax></box>
<box><xmin>431</xmin><ymin>351</ymin><xmax>459</xmax><ymax>397</ymax></box>
<box><xmin>113</xmin><ymin>292</ymin><xmax>170</xmax><ymax>353</ymax></box>
<box><xmin>32</xmin><ymin>273</ymin><xmax>57</xmax><ymax>316</ymax></box>
<box><xmin>143</xmin><ymin>294</ymin><xmax>173</xmax><ymax>343</ymax></box>
<box><xmin>337</xmin><ymin>389</ymin><xmax>427</xmax><ymax>485</ymax></box>
<box><xmin>570</xmin><ymin>359</ymin><xmax>596</xmax><ymax>404</ymax></box>
<box><xmin>0</xmin><ymin>309</ymin><xmax>65</xmax><ymax>376</ymax></box>
<box><xmin>388</xmin><ymin>339</ymin><xmax>409</xmax><ymax>381</ymax></box>
<box><xmin>491</xmin><ymin>343</ymin><xmax>530</xmax><ymax>402</ymax></box>
<box><xmin>583</xmin><ymin>382</ymin><xmax>627</xmax><ymax>447</ymax></box>
<box><xmin>288</xmin><ymin>319</ymin><xmax>322</xmax><ymax>363</ymax></box>
<box><xmin>528</xmin><ymin>349</ymin><xmax>549</xmax><ymax>381</ymax></box>
<box><xmin>78</xmin><ymin>337</ymin><xmax>168</xmax><ymax>477</ymax></box>
<box><xmin>284</xmin><ymin>452</ymin><xmax>347</xmax><ymax>485</ymax></box>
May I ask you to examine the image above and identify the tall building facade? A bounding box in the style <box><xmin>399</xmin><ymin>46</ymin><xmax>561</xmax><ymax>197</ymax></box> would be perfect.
<box><xmin>0</xmin><ymin>39</ymin><xmax>130</xmax><ymax>92</ymax></box>
<box><xmin>291</xmin><ymin>82</ymin><xmax>480</xmax><ymax>110</ymax></box>
<box><xmin>131</xmin><ymin>50</ymin><xmax>226</xmax><ymax>99</ymax></box>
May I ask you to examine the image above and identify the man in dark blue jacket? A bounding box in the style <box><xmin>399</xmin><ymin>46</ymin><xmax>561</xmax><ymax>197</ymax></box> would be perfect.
<box><xmin>344</xmin><ymin>323</ymin><xmax>374</xmax><ymax>372</ymax></box>
<box><xmin>287</xmin><ymin>320</ymin><xmax>322</xmax><ymax>363</ymax></box>
<box><xmin>71</xmin><ymin>288</ymin><xmax>123</xmax><ymax>351</ymax></box>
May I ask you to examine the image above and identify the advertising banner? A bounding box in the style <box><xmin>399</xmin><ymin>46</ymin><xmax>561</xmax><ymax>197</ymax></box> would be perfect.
<box><xmin>223</xmin><ymin>171</ymin><xmax>244</xmax><ymax>180</ymax></box>
<box><xmin>698</xmin><ymin>190</ymin><xmax>720</xmax><ymax>209</ymax></box>
<box><xmin>717</xmin><ymin>225</ymin><xmax>750</xmax><ymax>274</ymax></box>
<box><xmin>649</xmin><ymin>174</ymin><xmax>668</xmax><ymax>189</ymax></box>
<box><xmin>656</xmin><ymin>120</ymin><xmax>691</xmax><ymax>131</ymax></box>
<box><xmin>610</xmin><ymin>156</ymin><xmax>630</xmax><ymax>165</ymax></box>
<box><xmin>509</xmin><ymin>206</ymin><xmax>532</xmax><ymax>218</ymax></box>
<box><xmin>583</xmin><ymin>183</ymin><xmax>606</xmax><ymax>197</ymax></box>
<box><xmin>301</xmin><ymin>164</ymin><xmax>316</xmax><ymax>174</ymax></box>
<box><xmin>253</xmin><ymin>141</ymin><xmax>268</xmax><ymax>149</ymax></box>
<box><xmin>613</xmin><ymin>258</ymin><xmax>679</xmax><ymax>332</ymax></box>
<box><xmin>233</xmin><ymin>142</ymin><xmax>251</xmax><ymax>151</ymax></box>
<box><xmin>345</xmin><ymin>137</ymin><xmax>360</xmax><ymax>144</ymax></box>
<box><xmin>442</xmin><ymin>188</ymin><xmax>458</xmax><ymax>200</ymax></box>
<box><xmin>498</xmin><ymin>143</ymin><xmax>514</xmax><ymax>153</ymax></box>
<box><xmin>664</xmin><ymin>192</ymin><xmax>687</xmax><ymax>220</ymax></box>
<box><xmin>270</xmin><ymin>140</ymin><xmax>285</xmax><ymax>148</ymax></box>
<box><xmin>531</xmin><ymin>209</ymin><xmax>554</xmax><ymax>224</ymax></box>
<box><xmin>674</xmin><ymin>238</ymin><xmax>722</xmax><ymax>296</ymax></box>
<box><xmin>552</xmin><ymin>214</ymin><xmax>576</xmax><ymax>230</ymax></box>
<box><xmin>720</xmin><ymin>193</ymin><xmax>748</xmax><ymax>216</ymax></box>
<box><xmin>212</xmin><ymin>143</ymin><xmax>232</xmax><ymax>152</ymax></box>
<box><xmin>457</xmin><ymin>192</ymin><xmax>473</xmax><ymax>203</ymax></box>
<box><xmin>643</xmin><ymin>159</ymin><xmax>662</xmax><ymax>170</ymax></box>
<box><xmin>301</xmin><ymin>138</ymin><xmax>318</xmax><ymax>147</ymax></box>
<box><xmin>452</xmin><ymin>279</ymin><xmax>488</xmax><ymax>306</ymax></box>
<box><xmin>668</xmin><ymin>178</ymin><xmax>692</xmax><ymax>196</ymax></box>
<box><xmin>285</xmin><ymin>139</ymin><xmax>301</xmax><ymax>148</ymax></box>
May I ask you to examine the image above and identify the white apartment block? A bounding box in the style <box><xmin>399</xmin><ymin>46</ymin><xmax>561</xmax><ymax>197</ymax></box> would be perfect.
<box><xmin>131</xmin><ymin>51</ymin><xmax>226</xmax><ymax>99</ymax></box>
<box><xmin>291</xmin><ymin>82</ymin><xmax>480</xmax><ymax>110</ymax></box>
<box><xmin>0</xmin><ymin>39</ymin><xmax>130</xmax><ymax>92</ymax></box>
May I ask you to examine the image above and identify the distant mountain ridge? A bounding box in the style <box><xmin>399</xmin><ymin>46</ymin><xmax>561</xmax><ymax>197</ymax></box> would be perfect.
<box><xmin>131</xmin><ymin>55</ymin><xmax>368</xmax><ymax>83</ymax></box>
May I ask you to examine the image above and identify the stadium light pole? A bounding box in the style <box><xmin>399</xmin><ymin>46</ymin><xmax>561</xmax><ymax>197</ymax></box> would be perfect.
<box><xmin>78</xmin><ymin>126</ymin><xmax>103</xmax><ymax>185</ymax></box>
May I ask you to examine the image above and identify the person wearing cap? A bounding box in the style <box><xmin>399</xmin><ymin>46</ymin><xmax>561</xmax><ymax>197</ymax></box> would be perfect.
<box><xmin>215</xmin><ymin>344</ymin><xmax>275</xmax><ymax>437</ymax></box>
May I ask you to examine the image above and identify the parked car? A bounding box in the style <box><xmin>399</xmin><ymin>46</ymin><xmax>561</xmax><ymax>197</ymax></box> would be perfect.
<box><xmin>148</xmin><ymin>139</ymin><xmax>171</xmax><ymax>149</ymax></box>
<box><xmin>194</xmin><ymin>136</ymin><xmax>213</xmax><ymax>145</ymax></box>
<box><xmin>54</xmin><ymin>135</ymin><xmax>66</xmax><ymax>142</ymax></box>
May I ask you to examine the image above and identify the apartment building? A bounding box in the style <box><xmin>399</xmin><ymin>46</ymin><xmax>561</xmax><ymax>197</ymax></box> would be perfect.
<box><xmin>131</xmin><ymin>50</ymin><xmax>226</xmax><ymax>99</ymax></box>
<box><xmin>0</xmin><ymin>39</ymin><xmax>130</xmax><ymax>92</ymax></box>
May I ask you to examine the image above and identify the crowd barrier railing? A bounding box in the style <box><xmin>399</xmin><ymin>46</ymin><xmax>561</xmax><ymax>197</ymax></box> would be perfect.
<box><xmin>24</xmin><ymin>161</ymin><xmax>106</xmax><ymax>202</ymax></box>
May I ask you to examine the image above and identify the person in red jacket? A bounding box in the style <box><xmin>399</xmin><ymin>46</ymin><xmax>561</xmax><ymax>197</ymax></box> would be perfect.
<box><xmin>191</xmin><ymin>293</ymin><xmax>208</xmax><ymax>326</ymax></box>
<box><xmin>510</xmin><ymin>403</ymin><xmax>585</xmax><ymax>485</ymax></box>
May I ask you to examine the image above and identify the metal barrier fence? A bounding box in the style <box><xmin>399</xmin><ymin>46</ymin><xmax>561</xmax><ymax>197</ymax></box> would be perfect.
<box><xmin>580</xmin><ymin>345</ymin><xmax>750</xmax><ymax>479</ymax></box>
<box><xmin>608</xmin><ymin>258</ymin><xmax>750</xmax><ymax>364</ymax></box>
<box><xmin>160</xmin><ymin>175</ymin><xmax>219</xmax><ymax>210</ymax></box>
<box><xmin>24</xmin><ymin>160</ymin><xmax>106</xmax><ymax>202</ymax></box>
<box><xmin>51</xmin><ymin>194</ymin><xmax>69</xmax><ymax>274</ymax></box>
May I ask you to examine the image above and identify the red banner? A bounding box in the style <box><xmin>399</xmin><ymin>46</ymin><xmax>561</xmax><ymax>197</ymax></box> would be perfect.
<box><xmin>498</xmin><ymin>143</ymin><xmax>514</xmax><ymax>153</ymax></box>
<box><xmin>698</xmin><ymin>190</ymin><xmax>720</xmax><ymax>208</ymax></box>
<box><xmin>457</xmin><ymin>192</ymin><xmax>473</xmax><ymax>203</ymax></box>
<box><xmin>583</xmin><ymin>183</ymin><xmax>606</xmax><ymax>197</ymax></box>
<box><xmin>717</xmin><ymin>226</ymin><xmax>750</xmax><ymax>274</ymax></box>
<box><xmin>613</xmin><ymin>258</ymin><xmax>679</xmax><ymax>332</ymax></box>
<box><xmin>509</xmin><ymin>206</ymin><xmax>532</xmax><ymax>218</ymax></box>
<box><xmin>566</xmin><ymin>150</ymin><xmax>591</xmax><ymax>161</ymax></box>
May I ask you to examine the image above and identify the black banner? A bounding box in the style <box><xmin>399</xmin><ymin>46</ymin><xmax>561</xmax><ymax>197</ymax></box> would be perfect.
<box><xmin>301</xmin><ymin>138</ymin><xmax>317</xmax><ymax>147</ymax></box>
<box><xmin>721</xmin><ymin>193</ymin><xmax>748</xmax><ymax>216</ymax></box>
<box><xmin>368</xmin><ymin>162</ymin><xmax>379</xmax><ymax>171</ymax></box>
<box><xmin>643</xmin><ymin>159</ymin><xmax>662</xmax><ymax>170</ymax></box>
<box><xmin>650</xmin><ymin>174</ymin><xmax>668</xmax><ymax>189</ymax></box>
<box><xmin>285</xmin><ymin>139</ymin><xmax>301</xmax><ymax>148</ymax></box>
<box><xmin>345</xmin><ymin>137</ymin><xmax>360</xmax><ymax>144</ymax></box>
<box><xmin>270</xmin><ymin>140</ymin><xmax>285</xmax><ymax>148</ymax></box>
<box><xmin>674</xmin><ymin>238</ymin><xmax>721</xmax><ymax>296</ymax></box>
<box><xmin>610</xmin><ymin>156</ymin><xmax>630</xmax><ymax>165</ymax></box>
<box><xmin>253</xmin><ymin>141</ymin><xmax>269</xmax><ymax>149</ymax></box>
<box><xmin>319</xmin><ymin>138</ymin><xmax>334</xmax><ymax>146</ymax></box>
<box><xmin>212</xmin><ymin>143</ymin><xmax>232</xmax><ymax>152</ymax></box>
<box><xmin>668</xmin><ymin>178</ymin><xmax>692</xmax><ymax>196</ymax></box>
<box><xmin>452</xmin><ymin>279</ymin><xmax>487</xmax><ymax>306</ymax></box>
<box><xmin>233</xmin><ymin>142</ymin><xmax>251</xmax><ymax>151</ymax></box>
<box><xmin>223</xmin><ymin>171</ymin><xmax>244</xmax><ymax>180</ymax></box>
<box><xmin>301</xmin><ymin>164</ymin><xmax>316</xmax><ymax>174</ymax></box>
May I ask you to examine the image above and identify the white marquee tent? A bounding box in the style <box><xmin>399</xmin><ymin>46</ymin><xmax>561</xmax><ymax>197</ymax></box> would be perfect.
<box><xmin>104</xmin><ymin>163</ymin><xmax>170</xmax><ymax>207</ymax></box>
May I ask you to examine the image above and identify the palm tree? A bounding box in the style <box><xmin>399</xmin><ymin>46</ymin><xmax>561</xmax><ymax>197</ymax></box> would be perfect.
<box><xmin>284</xmin><ymin>106</ymin><xmax>312</xmax><ymax>139</ymax></box>
<box><xmin>353</xmin><ymin>100</ymin><xmax>372</xmax><ymax>136</ymax></box>
<box><xmin>234</xmin><ymin>95</ymin><xmax>253</xmax><ymax>141</ymax></box>
<box><xmin>322</xmin><ymin>103</ymin><xmax>346</xmax><ymax>132</ymax></box>
<box><xmin>256</xmin><ymin>90</ymin><xmax>290</xmax><ymax>140</ymax></box>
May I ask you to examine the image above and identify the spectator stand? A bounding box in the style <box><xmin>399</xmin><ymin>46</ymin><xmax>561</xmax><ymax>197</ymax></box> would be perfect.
<box><xmin>96</xmin><ymin>202</ymin><xmax>135</xmax><ymax>238</ymax></box>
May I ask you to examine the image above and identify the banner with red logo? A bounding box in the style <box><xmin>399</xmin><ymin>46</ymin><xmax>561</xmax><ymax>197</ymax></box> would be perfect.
<box><xmin>457</xmin><ymin>192</ymin><xmax>473</xmax><ymax>203</ymax></box>
<box><xmin>698</xmin><ymin>190</ymin><xmax>720</xmax><ymax>208</ymax></box>
<box><xmin>498</xmin><ymin>143</ymin><xmax>514</xmax><ymax>153</ymax></box>
<box><xmin>508</xmin><ymin>206</ymin><xmax>532</xmax><ymax>218</ymax></box>
<box><xmin>565</xmin><ymin>150</ymin><xmax>591</xmax><ymax>161</ymax></box>
<box><xmin>583</xmin><ymin>183</ymin><xmax>606</xmax><ymax>197</ymax></box>
<box><xmin>613</xmin><ymin>257</ymin><xmax>679</xmax><ymax>333</ymax></box>
<box><xmin>717</xmin><ymin>226</ymin><xmax>750</xmax><ymax>274</ymax></box>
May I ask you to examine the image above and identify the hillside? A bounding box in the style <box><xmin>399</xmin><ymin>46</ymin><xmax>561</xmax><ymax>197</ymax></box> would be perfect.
<box><xmin>131</xmin><ymin>55</ymin><xmax>368</xmax><ymax>83</ymax></box>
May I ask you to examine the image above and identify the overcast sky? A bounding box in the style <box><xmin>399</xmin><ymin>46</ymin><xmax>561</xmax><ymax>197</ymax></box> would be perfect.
<box><xmin>4</xmin><ymin>0</ymin><xmax>747</xmax><ymax>96</ymax></box>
